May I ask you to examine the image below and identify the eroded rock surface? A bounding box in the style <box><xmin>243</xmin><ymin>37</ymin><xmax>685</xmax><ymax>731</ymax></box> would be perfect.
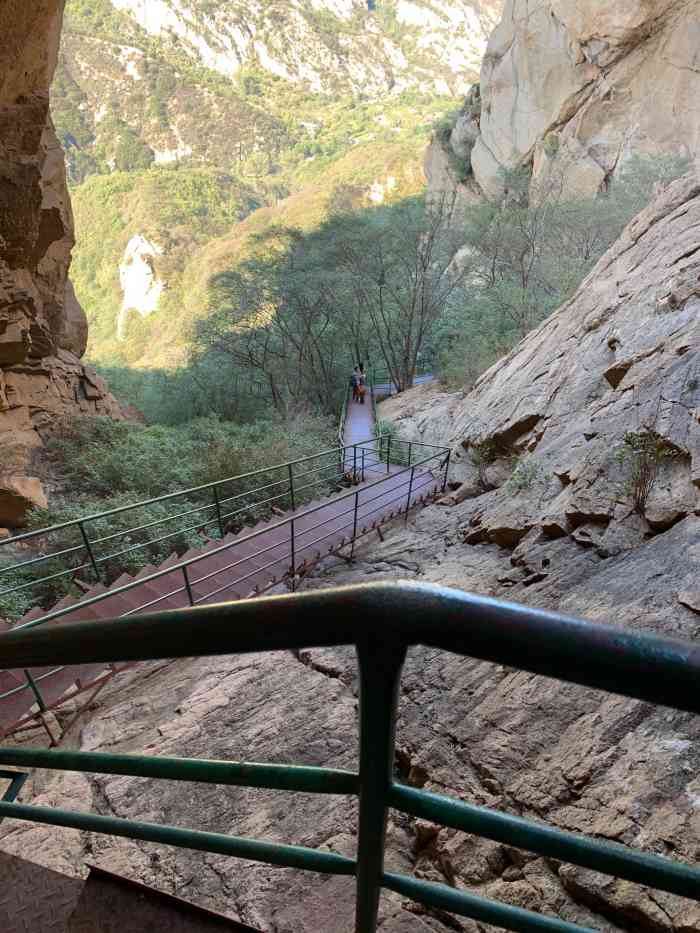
<box><xmin>0</xmin><ymin>0</ymin><xmax>122</xmax><ymax>526</ymax></box>
<box><xmin>470</xmin><ymin>0</ymin><xmax>700</xmax><ymax>198</ymax></box>
<box><xmin>2</xmin><ymin>507</ymin><xmax>699</xmax><ymax>931</ymax></box>
<box><xmin>383</xmin><ymin>172</ymin><xmax>700</xmax><ymax>556</ymax></box>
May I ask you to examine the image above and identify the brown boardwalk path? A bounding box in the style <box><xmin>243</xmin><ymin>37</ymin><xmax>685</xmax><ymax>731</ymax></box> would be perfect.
<box><xmin>0</xmin><ymin>388</ymin><xmax>443</xmax><ymax>739</ymax></box>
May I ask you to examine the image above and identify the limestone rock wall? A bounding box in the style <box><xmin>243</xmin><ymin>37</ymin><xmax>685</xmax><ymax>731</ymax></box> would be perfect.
<box><xmin>0</xmin><ymin>0</ymin><xmax>122</xmax><ymax>528</ymax></box>
<box><xmin>469</xmin><ymin>0</ymin><xmax>700</xmax><ymax>198</ymax></box>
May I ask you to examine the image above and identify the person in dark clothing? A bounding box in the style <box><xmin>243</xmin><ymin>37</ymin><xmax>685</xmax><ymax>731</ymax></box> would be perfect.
<box><xmin>350</xmin><ymin>366</ymin><xmax>360</xmax><ymax>402</ymax></box>
<box><xmin>357</xmin><ymin>365</ymin><xmax>366</xmax><ymax>404</ymax></box>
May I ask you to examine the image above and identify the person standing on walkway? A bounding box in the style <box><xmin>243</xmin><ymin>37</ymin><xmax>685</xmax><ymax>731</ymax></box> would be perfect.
<box><xmin>357</xmin><ymin>365</ymin><xmax>366</xmax><ymax>405</ymax></box>
<box><xmin>350</xmin><ymin>366</ymin><xmax>359</xmax><ymax>402</ymax></box>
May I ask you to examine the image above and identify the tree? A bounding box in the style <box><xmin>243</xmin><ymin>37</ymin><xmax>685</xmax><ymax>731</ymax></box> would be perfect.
<box><xmin>198</xmin><ymin>227</ymin><xmax>350</xmax><ymax>413</ymax></box>
<box><xmin>328</xmin><ymin>192</ymin><xmax>470</xmax><ymax>390</ymax></box>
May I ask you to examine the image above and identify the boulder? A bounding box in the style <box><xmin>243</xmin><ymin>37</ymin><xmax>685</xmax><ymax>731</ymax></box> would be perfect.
<box><xmin>0</xmin><ymin>474</ymin><xmax>48</xmax><ymax>527</ymax></box>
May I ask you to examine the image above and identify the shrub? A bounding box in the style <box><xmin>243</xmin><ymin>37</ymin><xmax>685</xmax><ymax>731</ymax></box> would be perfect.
<box><xmin>505</xmin><ymin>457</ymin><xmax>542</xmax><ymax>494</ymax></box>
<box><xmin>543</xmin><ymin>132</ymin><xmax>560</xmax><ymax>156</ymax></box>
<box><xmin>615</xmin><ymin>431</ymin><xmax>680</xmax><ymax>515</ymax></box>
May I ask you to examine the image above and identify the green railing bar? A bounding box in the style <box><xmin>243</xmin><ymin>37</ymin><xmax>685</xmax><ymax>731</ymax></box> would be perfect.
<box><xmin>355</xmin><ymin>637</ymin><xmax>406</xmax><ymax>930</ymax></box>
<box><xmin>382</xmin><ymin>871</ymin><xmax>594</xmax><ymax>933</ymax></box>
<box><xmin>0</xmin><ymin>801</ymin><xmax>356</xmax><ymax>876</ymax></box>
<box><xmin>0</xmin><ymin>769</ymin><xmax>28</xmax><ymax>804</ymax></box>
<box><xmin>0</xmin><ymin>434</ymin><xmax>384</xmax><ymax>549</ymax></box>
<box><xmin>0</xmin><ymin>748</ymin><xmax>358</xmax><ymax>796</ymax></box>
<box><xmin>1</xmin><ymin>581</ymin><xmax>700</xmax><ymax>933</ymax></box>
<box><xmin>390</xmin><ymin>784</ymin><xmax>700</xmax><ymax>900</ymax></box>
<box><xmin>2</xmin><ymin>582</ymin><xmax>700</xmax><ymax>716</ymax></box>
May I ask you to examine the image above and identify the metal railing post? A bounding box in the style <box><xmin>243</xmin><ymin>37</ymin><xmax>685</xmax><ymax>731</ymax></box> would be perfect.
<box><xmin>405</xmin><ymin>466</ymin><xmax>416</xmax><ymax>523</ymax></box>
<box><xmin>442</xmin><ymin>449</ymin><xmax>451</xmax><ymax>493</ymax></box>
<box><xmin>361</xmin><ymin>447</ymin><xmax>366</xmax><ymax>483</ymax></box>
<box><xmin>353</xmin><ymin>444</ymin><xmax>358</xmax><ymax>483</ymax></box>
<box><xmin>408</xmin><ymin>442</ymin><xmax>412</xmax><ymax>467</ymax></box>
<box><xmin>78</xmin><ymin>521</ymin><xmax>100</xmax><ymax>582</ymax></box>
<box><xmin>213</xmin><ymin>484</ymin><xmax>225</xmax><ymax>538</ymax></box>
<box><xmin>386</xmin><ymin>435</ymin><xmax>391</xmax><ymax>474</ymax></box>
<box><xmin>289</xmin><ymin>518</ymin><xmax>296</xmax><ymax>591</ymax></box>
<box><xmin>23</xmin><ymin>670</ymin><xmax>46</xmax><ymax>713</ymax></box>
<box><xmin>288</xmin><ymin>463</ymin><xmax>296</xmax><ymax>512</ymax></box>
<box><xmin>354</xmin><ymin>637</ymin><xmax>407</xmax><ymax>933</ymax></box>
<box><xmin>350</xmin><ymin>489</ymin><xmax>359</xmax><ymax>560</ymax></box>
<box><xmin>182</xmin><ymin>566</ymin><xmax>194</xmax><ymax>606</ymax></box>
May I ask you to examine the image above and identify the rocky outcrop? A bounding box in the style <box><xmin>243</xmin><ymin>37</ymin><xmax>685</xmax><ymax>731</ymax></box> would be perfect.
<box><xmin>117</xmin><ymin>234</ymin><xmax>165</xmax><ymax>341</ymax></box>
<box><xmin>0</xmin><ymin>0</ymin><xmax>122</xmax><ymax>526</ymax></box>
<box><xmin>466</xmin><ymin>0</ymin><xmax>700</xmax><ymax>198</ymax></box>
<box><xmin>424</xmin><ymin>86</ymin><xmax>485</xmax><ymax>217</ymax></box>
<box><xmin>384</xmin><ymin>171</ymin><xmax>700</xmax><ymax>559</ymax></box>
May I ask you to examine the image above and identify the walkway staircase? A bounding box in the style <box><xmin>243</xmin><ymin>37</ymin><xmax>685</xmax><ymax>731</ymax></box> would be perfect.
<box><xmin>0</xmin><ymin>384</ymin><xmax>449</xmax><ymax>743</ymax></box>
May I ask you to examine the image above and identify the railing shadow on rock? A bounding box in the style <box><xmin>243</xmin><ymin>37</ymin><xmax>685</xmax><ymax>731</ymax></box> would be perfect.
<box><xmin>0</xmin><ymin>581</ymin><xmax>699</xmax><ymax>932</ymax></box>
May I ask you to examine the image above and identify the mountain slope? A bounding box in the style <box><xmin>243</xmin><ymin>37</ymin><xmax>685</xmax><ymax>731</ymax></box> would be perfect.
<box><xmin>51</xmin><ymin>0</ymin><xmax>502</xmax><ymax>366</ymax></box>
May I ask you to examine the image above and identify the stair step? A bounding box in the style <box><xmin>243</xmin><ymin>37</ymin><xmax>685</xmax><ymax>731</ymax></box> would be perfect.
<box><xmin>112</xmin><ymin>572</ymin><xmax>135</xmax><ymax>589</ymax></box>
<box><xmin>14</xmin><ymin>605</ymin><xmax>47</xmax><ymax>628</ymax></box>
<box><xmin>132</xmin><ymin>563</ymin><xmax>158</xmax><ymax>581</ymax></box>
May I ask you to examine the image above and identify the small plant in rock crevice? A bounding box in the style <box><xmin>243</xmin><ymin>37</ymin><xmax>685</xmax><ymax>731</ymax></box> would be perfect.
<box><xmin>615</xmin><ymin>431</ymin><xmax>680</xmax><ymax>515</ymax></box>
<box><xmin>505</xmin><ymin>457</ymin><xmax>543</xmax><ymax>494</ymax></box>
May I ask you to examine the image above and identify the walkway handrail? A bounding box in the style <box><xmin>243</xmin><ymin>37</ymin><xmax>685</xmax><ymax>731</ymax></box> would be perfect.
<box><xmin>0</xmin><ymin>437</ymin><xmax>378</xmax><ymax>550</ymax></box>
<box><xmin>0</xmin><ymin>581</ymin><xmax>698</xmax><ymax>933</ymax></box>
<box><xmin>6</xmin><ymin>443</ymin><xmax>448</xmax><ymax>634</ymax></box>
<box><xmin>0</xmin><ymin>433</ymin><xmax>445</xmax><ymax>624</ymax></box>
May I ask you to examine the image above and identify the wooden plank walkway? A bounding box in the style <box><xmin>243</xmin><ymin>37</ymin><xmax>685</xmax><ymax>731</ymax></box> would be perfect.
<box><xmin>0</xmin><ymin>388</ymin><xmax>442</xmax><ymax>740</ymax></box>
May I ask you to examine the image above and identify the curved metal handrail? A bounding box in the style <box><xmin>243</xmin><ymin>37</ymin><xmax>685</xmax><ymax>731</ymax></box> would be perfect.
<box><xmin>0</xmin><ymin>581</ymin><xmax>699</xmax><ymax>933</ymax></box>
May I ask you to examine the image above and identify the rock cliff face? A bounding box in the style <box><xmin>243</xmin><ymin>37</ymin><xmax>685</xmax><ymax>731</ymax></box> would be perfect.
<box><xmin>0</xmin><ymin>0</ymin><xmax>122</xmax><ymax>527</ymax></box>
<box><xmin>382</xmin><ymin>171</ymin><xmax>700</xmax><ymax>551</ymax></box>
<box><xmin>448</xmin><ymin>0</ymin><xmax>700</xmax><ymax>199</ymax></box>
<box><xmin>1</xmin><ymin>176</ymin><xmax>699</xmax><ymax>933</ymax></box>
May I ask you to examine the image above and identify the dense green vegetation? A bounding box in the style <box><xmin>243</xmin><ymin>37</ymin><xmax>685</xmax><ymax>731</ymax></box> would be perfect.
<box><xmin>53</xmin><ymin>0</ymin><xmax>456</xmax><ymax>367</ymax></box>
<box><xmin>198</xmin><ymin>191</ymin><xmax>464</xmax><ymax>407</ymax></box>
<box><xmin>0</xmin><ymin>412</ymin><xmax>335</xmax><ymax>621</ymax></box>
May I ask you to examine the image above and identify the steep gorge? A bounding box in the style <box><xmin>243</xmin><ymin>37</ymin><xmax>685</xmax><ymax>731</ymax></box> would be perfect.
<box><xmin>1</xmin><ymin>2</ymin><xmax>700</xmax><ymax>931</ymax></box>
<box><xmin>2</xmin><ymin>165</ymin><xmax>699</xmax><ymax>933</ymax></box>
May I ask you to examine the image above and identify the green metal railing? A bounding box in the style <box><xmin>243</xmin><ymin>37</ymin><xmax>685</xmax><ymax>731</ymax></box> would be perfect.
<box><xmin>0</xmin><ymin>433</ymin><xmax>433</xmax><ymax>622</ymax></box>
<box><xmin>0</xmin><ymin>439</ymin><xmax>449</xmax><ymax>735</ymax></box>
<box><xmin>0</xmin><ymin>581</ymin><xmax>698</xmax><ymax>931</ymax></box>
<box><xmin>371</xmin><ymin>362</ymin><xmax>434</xmax><ymax>397</ymax></box>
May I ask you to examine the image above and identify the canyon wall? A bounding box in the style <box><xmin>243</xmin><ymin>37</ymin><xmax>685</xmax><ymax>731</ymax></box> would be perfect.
<box><xmin>431</xmin><ymin>0</ymin><xmax>700</xmax><ymax>201</ymax></box>
<box><xmin>0</xmin><ymin>0</ymin><xmax>122</xmax><ymax>528</ymax></box>
<box><xmin>382</xmin><ymin>170</ymin><xmax>700</xmax><ymax>559</ymax></box>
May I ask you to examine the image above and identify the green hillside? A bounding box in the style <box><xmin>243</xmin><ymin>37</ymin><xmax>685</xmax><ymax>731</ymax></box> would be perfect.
<box><xmin>54</xmin><ymin>0</ymin><xmax>461</xmax><ymax>368</ymax></box>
